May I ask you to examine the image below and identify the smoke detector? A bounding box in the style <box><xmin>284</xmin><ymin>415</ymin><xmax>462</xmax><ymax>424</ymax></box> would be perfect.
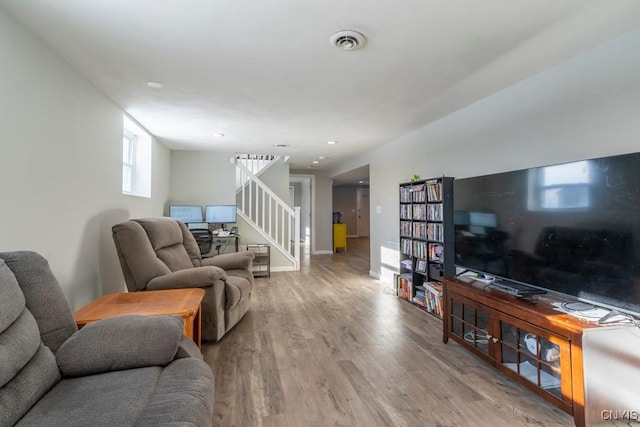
<box><xmin>330</xmin><ymin>30</ymin><xmax>366</xmax><ymax>51</ymax></box>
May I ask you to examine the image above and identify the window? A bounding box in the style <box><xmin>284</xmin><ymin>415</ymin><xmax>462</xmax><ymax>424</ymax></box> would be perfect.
<box><xmin>528</xmin><ymin>160</ymin><xmax>591</xmax><ymax>210</ymax></box>
<box><xmin>122</xmin><ymin>129</ymin><xmax>136</xmax><ymax>194</ymax></box>
<box><xmin>122</xmin><ymin>116</ymin><xmax>151</xmax><ymax>198</ymax></box>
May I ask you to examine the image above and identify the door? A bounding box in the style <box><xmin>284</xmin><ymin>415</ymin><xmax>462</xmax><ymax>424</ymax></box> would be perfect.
<box><xmin>356</xmin><ymin>188</ymin><xmax>370</xmax><ymax>237</ymax></box>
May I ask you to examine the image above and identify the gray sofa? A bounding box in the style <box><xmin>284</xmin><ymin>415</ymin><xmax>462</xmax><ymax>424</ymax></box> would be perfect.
<box><xmin>0</xmin><ymin>251</ymin><xmax>214</xmax><ymax>427</ymax></box>
<box><xmin>112</xmin><ymin>217</ymin><xmax>255</xmax><ymax>342</ymax></box>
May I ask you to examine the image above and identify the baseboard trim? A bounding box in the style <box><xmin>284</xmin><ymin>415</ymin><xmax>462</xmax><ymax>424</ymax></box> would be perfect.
<box><xmin>312</xmin><ymin>250</ymin><xmax>334</xmax><ymax>255</ymax></box>
<box><xmin>270</xmin><ymin>266</ymin><xmax>296</xmax><ymax>272</ymax></box>
<box><xmin>369</xmin><ymin>270</ymin><xmax>380</xmax><ymax>279</ymax></box>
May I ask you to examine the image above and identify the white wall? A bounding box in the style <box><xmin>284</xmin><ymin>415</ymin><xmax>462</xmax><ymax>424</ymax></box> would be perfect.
<box><xmin>169</xmin><ymin>150</ymin><xmax>236</xmax><ymax>209</ymax></box>
<box><xmin>332</xmin><ymin>28</ymin><xmax>640</xmax><ymax>283</ymax></box>
<box><xmin>0</xmin><ymin>9</ymin><xmax>171</xmax><ymax>308</ymax></box>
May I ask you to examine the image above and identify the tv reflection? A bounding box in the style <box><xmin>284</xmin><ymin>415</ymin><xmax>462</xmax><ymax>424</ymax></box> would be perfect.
<box><xmin>455</xmin><ymin>210</ymin><xmax>636</xmax><ymax>308</ymax></box>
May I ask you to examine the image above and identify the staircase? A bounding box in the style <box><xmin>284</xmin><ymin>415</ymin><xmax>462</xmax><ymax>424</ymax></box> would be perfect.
<box><xmin>236</xmin><ymin>155</ymin><xmax>300</xmax><ymax>271</ymax></box>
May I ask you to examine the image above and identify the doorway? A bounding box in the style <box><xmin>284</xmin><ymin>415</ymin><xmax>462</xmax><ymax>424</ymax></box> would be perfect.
<box><xmin>356</xmin><ymin>188</ymin><xmax>370</xmax><ymax>237</ymax></box>
<box><xmin>289</xmin><ymin>174</ymin><xmax>313</xmax><ymax>255</ymax></box>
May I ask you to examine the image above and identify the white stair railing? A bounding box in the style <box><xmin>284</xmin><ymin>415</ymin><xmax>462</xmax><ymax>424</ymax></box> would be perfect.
<box><xmin>236</xmin><ymin>161</ymin><xmax>300</xmax><ymax>270</ymax></box>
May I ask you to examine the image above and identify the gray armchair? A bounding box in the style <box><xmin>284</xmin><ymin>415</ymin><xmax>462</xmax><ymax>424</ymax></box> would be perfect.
<box><xmin>0</xmin><ymin>251</ymin><xmax>213</xmax><ymax>427</ymax></box>
<box><xmin>112</xmin><ymin>217</ymin><xmax>254</xmax><ymax>342</ymax></box>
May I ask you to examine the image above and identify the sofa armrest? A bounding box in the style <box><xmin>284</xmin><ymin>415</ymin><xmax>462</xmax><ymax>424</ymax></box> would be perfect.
<box><xmin>147</xmin><ymin>266</ymin><xmax>226</xmax><ymax>291</ymax></box>
<box><xmin>56</xmin><ymin>315</ymin><xmax>184</xmax><ymax>377</ymax></box>
<box><xmin>174</xmin><ymin>335</ymin><xmax>203</xmax><ymax>360</ymax></box>
<box><xmin>202</xmin><ymin>250</ymin><xmax>254</xmax><ymax>271</ymax></box>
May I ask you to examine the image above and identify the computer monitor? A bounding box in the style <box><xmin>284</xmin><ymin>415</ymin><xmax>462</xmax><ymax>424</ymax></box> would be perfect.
<box><xmin>168</xmin><ymin>205</ymin><xmax>203</xmax><ymax>223</ymax></box>
<box><xmin>205</xmin><ymin>205</ymin><xmax>237</xmax><ymax>224</ymax></box>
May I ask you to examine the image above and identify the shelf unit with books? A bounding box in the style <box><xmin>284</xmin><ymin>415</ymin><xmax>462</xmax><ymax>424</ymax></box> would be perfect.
<box><xmin>398</xmin><ymin>177</ymin><xmax>454</xmax><ymax>319</ymax></box>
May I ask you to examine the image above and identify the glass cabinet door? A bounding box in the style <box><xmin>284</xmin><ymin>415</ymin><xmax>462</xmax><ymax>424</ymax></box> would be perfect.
<box><xmin>449</xmin><ymin>298</ymin><xmax>491</xmax><ymax>357</ymax></box>
<box><xmin>496</xmin><ymin>317</ymin><xmax>570</xmax><ymax>403</ymax></box>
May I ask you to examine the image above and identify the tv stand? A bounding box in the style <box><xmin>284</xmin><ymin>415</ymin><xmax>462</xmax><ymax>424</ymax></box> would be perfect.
<box><xmin>443</xmin><ymin>275</ymin><xmax>606</xmax><ymax>427</ymax></box>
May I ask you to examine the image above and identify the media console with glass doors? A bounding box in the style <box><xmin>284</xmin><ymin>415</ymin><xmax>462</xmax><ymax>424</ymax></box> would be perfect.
<box><xmin>442</xmin><ymin>276</ymin><xmax>605</xmax><ymax>426</ymax></box>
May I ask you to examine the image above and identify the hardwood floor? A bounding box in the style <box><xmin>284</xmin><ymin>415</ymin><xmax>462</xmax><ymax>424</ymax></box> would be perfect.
<box><xmin>203</xmin><ymin>237</ymin><xmax>573</xmax><ymax>426</ymax></box>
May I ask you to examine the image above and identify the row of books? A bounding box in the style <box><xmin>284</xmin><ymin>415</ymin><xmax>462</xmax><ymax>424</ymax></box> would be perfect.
<box><xmin>426</xmin><ymin>180</ymin><xmax>443</xmax><ymax>202</ymax></box>
<box><xmin>427</xmin><ymin>223</ymin><xmax>444</xmax><ymax>242</ymax></box>
<box><xmin>400</xmin><ymin>205</ymin><xmax>411</xmax><ymax>220</ymax></box>
<box><xmin>412</xmin><ymin>240</ymin><xmax>427</xmax><ymax>259</ymax></box>
<box><xmin>427</xmin><ymin>204</ymin><xmax>443</xmax><ymax>221</ymax></box>
<box><xmin>401</xmin><ymin>204</ymin><xmax>440</xmax><ymax>221</ymax></box>
<box><xmin>399</xmin><ymin>184</ymin><xmax>427</xmax><ymax>203</ymax></box>
<box><xmin>400</xmin><ymin>238</ymin><xmax>412</xmax><ymax>256</ymax></box>
<box><xmin>416</xmin><ymin>282</ymin><xmax>444</xmax><ymax>317</ymax></box>
<box><xmin>401</xmin><ymin>221</ymin><xmax>431</xmax><ymax>239</ymax></box>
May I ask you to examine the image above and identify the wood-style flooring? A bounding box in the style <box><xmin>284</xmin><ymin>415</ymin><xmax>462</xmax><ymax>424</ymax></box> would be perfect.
<box><xmin>203</xmin><ymin>237</ymin><xmax>574</xmax><ymax>426</ymax></box>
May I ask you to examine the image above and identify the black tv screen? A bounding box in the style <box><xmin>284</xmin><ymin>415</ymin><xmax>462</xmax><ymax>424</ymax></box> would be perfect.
<box><xmin>168</xmin><ymin>205</ymin><xmax>203</xmax><ymax>223</ymax></box>
<box><xmin>205</xmin><ymin>205</ymin><xmax>237</xmax><ymax>224</ymax></box>
<box><xmin>454</xmin><ymin>152</ymin><xmax>640</xmax><ymax>316</ymax></box>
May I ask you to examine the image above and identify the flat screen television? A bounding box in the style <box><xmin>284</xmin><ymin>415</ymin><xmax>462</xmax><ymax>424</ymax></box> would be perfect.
<box><xmin>168</xmin><ymin>205</ymin><xmax>203</xmax><ymax>223</ymax></box>
<box><xmin>454</xmin><ymin>151</ymin><xmax>640</xmax><ymax>316</ymax></box>
<box><xmin>205</xmin><ymin>205</ymin><xmax>237</xmax><ymax>224</ymax></box>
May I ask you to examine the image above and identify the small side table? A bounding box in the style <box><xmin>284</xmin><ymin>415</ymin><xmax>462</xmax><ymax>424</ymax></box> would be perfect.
<box><xmin>74</xmin><ymin>288</ymin><xmax>205</xmax><ymax>349</ymax></box>
<box><xmin>247</xmin><ymin>243</ymin><xmax>270</xmax><ymax>277</ymax></box>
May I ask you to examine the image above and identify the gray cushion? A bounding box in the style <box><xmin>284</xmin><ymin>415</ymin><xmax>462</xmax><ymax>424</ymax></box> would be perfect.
<box><xmin>16</xmin><ymin>366</ymin><xmax>163</xmax><ymax>427</ymax></box>
<box><xmin>0</xmin><ymin>344</ymin><xmax>61</xmax><ymax>427</ymax></box>
<box><xmin>131</xmin><ymin>358</ymin><xmax>214</xmax><ymax>427</ymax></box>
<box><xmin>225</xmin><ymin>275</ymin><xmax>252</xmax><ymax>311</ymax></box>
<box><xmin>56</xmin><ymin>315</ymin><xmax>184</xmax><ymax>377</ymax></box>
<box><xmin>0</xmin><ymin>309</ymin><xmax>41</xmax><ymax>388</ymax></box>
<box><xmin>0</xmin><ymin>259</ymin><xmax>25</xmax><ymax>332</ymax></box>
<box><xmin>136</xmin><ymin>219</ymin><xmax>193</xmax><ymax>271</ymax></box>
<box><xmin>0</xmin><ymin>251</ymin><xmax>77</xmax><ymax>353</ymax></box>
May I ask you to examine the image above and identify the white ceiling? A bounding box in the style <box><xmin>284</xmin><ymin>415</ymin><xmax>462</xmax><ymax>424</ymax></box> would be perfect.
<box><xmin>3</xmin><ymin>0</ymin><xmax>640</xmax><ymax>172</ymax></box>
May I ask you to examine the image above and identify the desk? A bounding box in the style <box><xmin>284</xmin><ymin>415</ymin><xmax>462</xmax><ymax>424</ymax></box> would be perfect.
<box><xmin>74</xmin><ymin>288</ymin><xmax>205</xmax><ymax>349</ymax></box>
<box><xmin>209</xmin><ymin>233</ymin><xmax>239</xmax><ymax>254</ymax></box>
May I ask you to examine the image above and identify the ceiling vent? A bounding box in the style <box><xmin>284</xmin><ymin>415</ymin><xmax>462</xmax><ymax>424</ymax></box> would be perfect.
<box><xmin>330</xmin><ymin>30</ymin><xmax>366</xmax><ymax>51</ymax></box>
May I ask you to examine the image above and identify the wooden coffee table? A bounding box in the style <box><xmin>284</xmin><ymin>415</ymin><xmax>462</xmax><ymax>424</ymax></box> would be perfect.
<box><xmin>74</xmin><ymin>288</ymin><xmax>206</xmax><ymax>349</ymax></box>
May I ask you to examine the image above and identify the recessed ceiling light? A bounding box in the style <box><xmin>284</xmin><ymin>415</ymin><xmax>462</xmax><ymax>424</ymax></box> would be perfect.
<box><xmin>327</xmin><ymin>140</ymin><xmax>338</xmax><ymax>145</ymax></box>
<box><xmin>319</xmin><ymin>156</ymin><xmax>326</xmax><ymax>160</ymax></box>
<box><xmin>212</xmin><ymin>133</ymin><xmax>225</xmax><ymax>137</ymax></box>
<box><xmin>312</xmin><ymin>160</ymin><xmax>320</xmax><ymax>164</ymax></box>
<box><xmin>146</xmin><ymin>81</ymin><xmax>164</xmax><ymax>89</ymax></box>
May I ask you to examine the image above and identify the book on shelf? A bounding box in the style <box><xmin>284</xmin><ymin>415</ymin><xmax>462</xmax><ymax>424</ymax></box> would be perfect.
<box><xmin>427</xmin><ymin>223</ymin><xmax>443</xmax><ymax>241</ymax></box>
<box><xmin>397</xmin><ymin>274</ymin><xmax>413</xmax><ymax>301</ymax></box>
<box><xmin>428</xmin><ymin>243</ymin><xmax>444</xmax><ymax>263</ymax></box>
<box><xmin>412</xmin><ymin>240</ymin><xmax>427</xmax><ymax>259</ymax></box>
<box><xmin>400</xmin><ymin>238</ymin><xmax>412</xmax><ymax>256</ymax></box>
<box><xmin>400</xmin><ymin>259</ymin><xmax>413</xmax><ymax>270</ymax></box>
<box><xmin>427</xmin><ymin>203</ymin><xmax>443</xmax><ymax>221</ymax></box>
<box><xmin>426</xmin><ymin>179</ymin><xmax>442</xmax><ymax>202</ymax></box>
<box><xmin>412</xmin><ymin>205</ymin><xmax>426</xmax><ymax>220</ymax></box>
<box><xmin>424</xmin><ymin>281</ymin><xmax>443</xmax><ymax>297</ymax></box>
<box><xmin>416</xmin><ymin>258</ymin><xmax>427</xmax><ymax>273</ymax></box>
<box><xmin>400</xmin><ymin>205</ymin><xmax>412</xmax><ymax>219</ymax></box>
<box><xmin>400</xmin><ymin>186</ymin><xmax>413</xmax><ymax>203</ymax></box>
<box><xmin>411</xmin><ymin>184</ymin><xmax>426</xmax><ymax>202</ymax></box>
<box><xmin>401</xmin><ymin>220</ymin><xmax>412</xmax><ymax>237</ymax></box>
<box><xmin>412</xmin><ymin>222</ymin><xmax>426</xmax><ymax>239</ymax></box>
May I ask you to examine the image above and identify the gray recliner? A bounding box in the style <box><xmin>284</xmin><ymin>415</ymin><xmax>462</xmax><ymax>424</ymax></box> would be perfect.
<box><xmin>112</xmin><ymin>217</ymin><xmax>255</xmax><ymax>342</ymax></box>
<box><xmin>0</xmin><ymin>251</ymin><xmax>214</xmax><ymax>427</ymax></box>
